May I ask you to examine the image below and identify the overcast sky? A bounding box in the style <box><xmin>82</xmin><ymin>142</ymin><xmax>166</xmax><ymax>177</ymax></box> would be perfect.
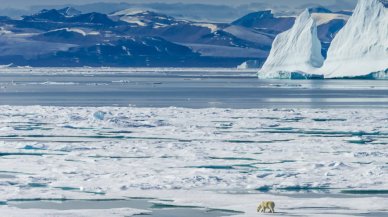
<box><xmin>0</xmin><ymin>0</ymin><xmax>357</xmax><ymax>9</ymax></box>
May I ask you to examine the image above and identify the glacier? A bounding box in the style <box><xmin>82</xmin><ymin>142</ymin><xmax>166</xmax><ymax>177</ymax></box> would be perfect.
<box><xmin>258</xmin><ymin>10</ymin><xmax>324</xmax><ymax>79</ymax></box>
<box><xmin>320</xmin><ymin>0</ymin><xmax>388</xmax><ymax>78</ymax></box>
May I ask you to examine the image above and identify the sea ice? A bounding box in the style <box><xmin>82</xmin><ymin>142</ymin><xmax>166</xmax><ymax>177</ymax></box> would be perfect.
<box><xmin>0</xmin><ymin>106</ymin><xmax>387</xmax><ymax>216</ymax></box>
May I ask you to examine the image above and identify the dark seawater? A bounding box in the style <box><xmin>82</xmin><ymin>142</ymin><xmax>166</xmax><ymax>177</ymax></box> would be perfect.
<box><xmin>0</xmin><ymin>70</ymin><xmax>387</xmax><ymax>108</ymax></box>
<box><xmin>7</xmin><ymin>198</ymin><xmax>238</xmax><ymax>217</ymax></box>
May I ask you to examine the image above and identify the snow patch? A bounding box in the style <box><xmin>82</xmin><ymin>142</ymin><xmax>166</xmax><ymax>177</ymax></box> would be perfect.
<box><xmin>47</xmin><ymin>28</ymin><xmax>91</xmax><ymax>36</ymax></box>
<box><xmin>119</xmin><ymin>17</ymin><xmax>147</xmax><ymax>26</ymax></box>
<box><xmin>111</xmin><ymin>9</ymin><xmax>148</xmax><ymax>16</ymax></box>
<box><xmin>0</xmin><ymin>27</ymin><xmax>13</xmax><ymax>35</ymax></box>
<box><xmin>311</xmin><ymin>13</ymin><xmax>350</xmax><ymax>25</ymax></box>
<box><xmin>192</xmin><ymin>23</ymin><xmax>218</xmax><ymax>32</ymax></box>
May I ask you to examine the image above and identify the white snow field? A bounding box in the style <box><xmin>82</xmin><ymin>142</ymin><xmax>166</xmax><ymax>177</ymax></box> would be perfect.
<box><xmin>0</xmin><ymin>106</ymin><xmax>387</xmax><ymax>216</ymax></box>
<box><xmin>258</xmin><ymin>10</ymin><xmax>324</xmax><ymax>79</ymax></box>
<box><xmin>258</xmin><ymin>0</ymin><xmax>388</xmax><ymax>79</ymax></box>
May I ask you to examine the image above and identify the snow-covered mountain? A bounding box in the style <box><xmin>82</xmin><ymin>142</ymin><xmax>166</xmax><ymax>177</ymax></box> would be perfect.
<box><xmin>32</xmin><ymin>28</ymin><xmax>101</xmax><ymax>45</ymax></box>
<box><xmin>110</xmin><ymin>10</ymin><xmax>179</xmax><ymax>28</ymax></box>
<box><xmin>57</xmin><ymin>7</ymin><xmax>82</xmax><ymax>17</ymax></box>
<box><xmin>22</xmin><ymin>9</ymin><xmax>68</xmax><ymax>22</ymax></box>
<box><xmin>320</xmin><ymin>0</ymin><xmax>388</xmax><ymax>78</ymax></box>
<box><xmin>258</xmin><ymin>10</ymin><xmax>324</xmax><ymax>79</ymax></box>
<box><xmin>40</xmin><ymin>37</ymin><xmax>201</xmax><ymax>67</ymax></box>
<box><xmin>0</xmin><ymin>6</ymin><xmax>352</xmax><ymax>67</ymax></box>
<box><xmin>231</xmin><ymin>10</ymin><xmax>295</xmax><ymax>35</ymax></box>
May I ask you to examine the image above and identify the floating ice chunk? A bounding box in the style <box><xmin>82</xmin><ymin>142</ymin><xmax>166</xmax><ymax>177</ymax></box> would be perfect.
<box><xmin>93</xmin><ymin>111</ymin><xmax>107</xmax><ymax>120</ymax></box>
<box><xmin>329</xmin><ymin>162</ymin><xmax>352</xmax><ymax>170</ymax></box>
<box><xmin>22</xmin><ymin>144</ymin><xmax>47</xmax><ymax>150</ymax></box>
<box><xmin>320</xmin><ymin>0</ymin><xmax>388</xmax><ymax>78</ymax></box>
<box><xmin>258</xmin><ymin>9</ymin><xmax>324</xmax><ymax>79</ymax></box>
<box><xmin>237</xmin><ymin>60</ymin><xmax>261</xmax><ymax>69</ymax></box>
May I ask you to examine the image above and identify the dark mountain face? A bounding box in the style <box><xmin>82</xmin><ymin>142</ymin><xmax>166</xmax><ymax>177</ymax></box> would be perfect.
<box><xmin>31</xmin><ymin>28</ymin><xmax>102</xmax><ymax>45</ymax></box>
<box><xmin>132</xmin><ymin>23</ymin><xmax>212</xmax><ymax>43</ymax></box>
<box><xmin>318</xmin><ymin>19</ymin><xmax>347</xmax><ymax>43</ymax></box>
<box><xmin>111</xmin><ymin>11</ymin><xmax>179</xmax><ymax>27</ymax></box>
<box><xmin>379</xmin><ymin>0</ymin><xmax>388</xmax><ymax>7</ymax></box>
<box><xmin>318</xmin><ymin>19</ymin><xmax>347</xmax><ymax>58</ymax></box>
<box><xmin>199</xmin><ymin>30</ymin><xmax>269</xmax><ymax>50</ymax></box>
<box><xmin>22</xmin><ymin>9</ymin><xmax>117</xmax><ymax>27</ymax></box>
<box><xmin>23</xmin><ymin>9</ymin><xmax>67</xmax><ymax>22</ymax></box>
<box><xmin>32</xmin><ymin>37</ymin><xmax>204</xmax><ymax>67</ymax></box>
<box><xmin>335</xmin><ymin>10</ymin><xmax>353</xmax><ymax>16</ymax></box>
<box><xmin>308</xmin><ymin>6</ymin><xmax>332</xmax><ymax>14</ymax></box>
<box><xmin>232</xmin><ymin>10</ymin><xmax>273</xmax><ymax>27</ymax></box>
<box><xmin>232</xmin><ymin>11</ymin><xmax>295</xmax><ymax>34</ymax></box>
<box><xmin>117</xmin><ymin>37</ymin><xmax>196</xmax><ymax>57</ymax></box>
<box><xmin>0</xmin><ymin>16</ymin><xmax>11</xmax><ymax>22</ymax></box>
<box><xmin>57</xmin><ymin>7</ymin><xmax>82</xmax><ymax>17</ymax></box>
<box><xmin>67</xmin><ymin>13</ymin><xmax>116</xmax><ymax>26</ymax></box>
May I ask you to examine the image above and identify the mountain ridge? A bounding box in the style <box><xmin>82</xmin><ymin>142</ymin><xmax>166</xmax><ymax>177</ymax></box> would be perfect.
<box><xmin>0</xmin><ymin>6</ymin><xmax>349</xmax><ymax>67</ymax></box>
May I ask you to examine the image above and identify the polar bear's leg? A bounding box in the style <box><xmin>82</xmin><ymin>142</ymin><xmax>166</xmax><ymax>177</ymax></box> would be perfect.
<box><xmin>269</xmin><ymin>206</ymin><xmax>274</xmax><ymax>213</ymax></box>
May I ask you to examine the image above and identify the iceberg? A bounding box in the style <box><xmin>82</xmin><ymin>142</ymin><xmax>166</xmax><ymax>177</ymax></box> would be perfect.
<box><xmin>258</xmin><ymin>10</ymin><xmax>324</xmax><ymax>79</ymax></box>
<box><xmin>237</xmin><ymin>60</ymin><xmax>261</xmax><ymax>69</ymax></box>
<box><xmin>320</xmin><ymin>0</ymin><xmax>388</xmax><ymax>78</ymax></box>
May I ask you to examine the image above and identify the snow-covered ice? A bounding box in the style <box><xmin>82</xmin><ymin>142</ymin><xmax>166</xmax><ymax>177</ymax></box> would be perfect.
<box><xmin>258</xmin><ymin>0</ymin><xmax>388</xmax><ymax>79</ymax></box>
<box><xmin>258</xmin><ymin>10</ymin><xmax>324</xmax><ymax>79</ymax></box>
<box><xmin>320</xmin><ymin>0</ymin><xmax>388</xmax><ymax>78</ymax></box>
<box><xmin>0</xmin><ymin>106</ymin><xmax>387</xmax><ymax>216</ymax></box>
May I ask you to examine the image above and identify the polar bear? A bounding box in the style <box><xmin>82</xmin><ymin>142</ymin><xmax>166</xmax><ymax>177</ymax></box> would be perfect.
<box><xmin>257</xmin><ymin>201</ymin><xmax>275</xmax><ymax>213</ymax></box>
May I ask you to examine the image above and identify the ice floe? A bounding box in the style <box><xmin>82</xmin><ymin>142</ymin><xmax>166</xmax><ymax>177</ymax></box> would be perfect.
<box><xmin>0</xmin><ymin>106</ymin><xmax>387</xmax><ymax>216</ymax></box>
